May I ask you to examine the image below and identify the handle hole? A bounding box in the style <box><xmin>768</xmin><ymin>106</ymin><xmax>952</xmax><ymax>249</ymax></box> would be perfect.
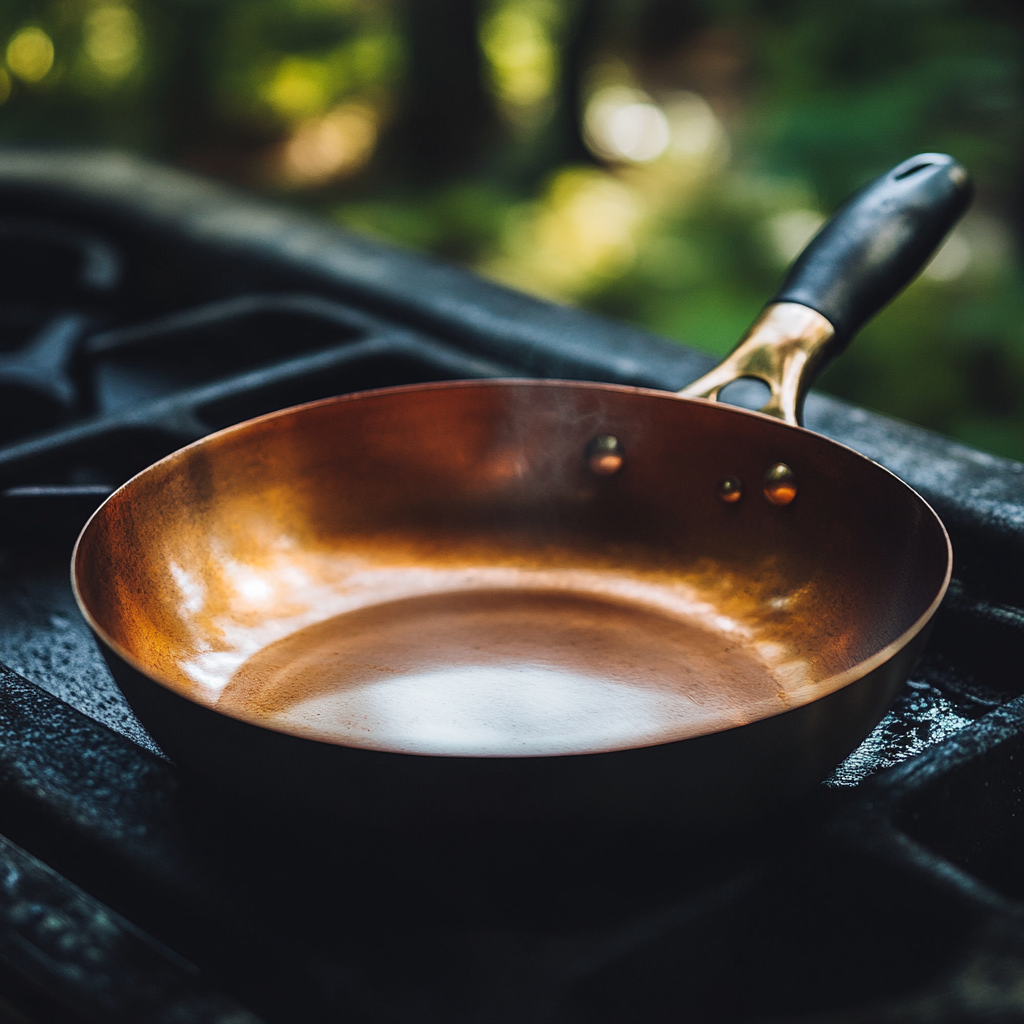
<box><xmin>894</xmin><ymin>161</ymin><xmax>935</xmax><ymax>180</ymax></box>
<box><xmin>718</xmin><ymin>377</ymin><xmax>772</xmax><ymax>411</ymax></box>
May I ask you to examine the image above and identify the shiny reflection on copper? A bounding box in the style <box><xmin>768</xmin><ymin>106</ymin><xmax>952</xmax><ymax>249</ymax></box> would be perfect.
<box><xmin>764</xmin><ymin>463</ymin><xmax>798</xmax><ymax>505</ymax></box>
<box><xmin>218</xmin><ymin>588</ymin><xmax>788</xmax><ymax>755</ymax></box>
<box><xmin>73</xmin><ymin>382</ymin><xmax>952</xmax><ymax>763</ymax></box>
<box><xmin>718</xmin><ymin>476</ymin><xmax>743</xmax><ymax>503</ymax></box>
<box><xmin>586</xmin><ymin>434</ymin><xmax>624</xmax><ymax>475</ymax></box>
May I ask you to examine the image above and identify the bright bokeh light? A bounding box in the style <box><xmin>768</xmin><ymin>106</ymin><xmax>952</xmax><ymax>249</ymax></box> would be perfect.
<box><xmin>481</xmin><ymin>2</ymin><xmax>558</xmax><ymax>123</ymax></box>
<box><xmin>956</xmin><ymin>213</ymin><xmax>1014</xmax><ymax>279</ymax></box>
<box><xmin>663</xmin><ymin>91</ymin><xmax>725</xmax><ymax>160</ymax></box>
<box><xmin>585</xmin><ymin>86</ymin><xmax>728</xmax><ymax>173</ymax></box>
<box><xmin>254</xmin><ymin>32</ymin><xmax>401</xmax><ymax>127</ymax></box>
<box><xmin>6</xmin><ymin>27</ymin><xmax>54</xmax><ymax>83</ymax></box>
<box><xmin>263</xmin><ymin>56</ymin><xmax>331</xmax><ymax>120</ymax></box>
<box><xmin>584</xmin><ymin>86</ymin><xmax>669</xmax><ymax>163</ymax></box>
<box><xmin>764</xmin><ymin>209</ymin><xmax>826</xmax><ymax>265</ymax></box>
<box><xmin>83</xmin><ymin>6</ymin><xmax>140</xmax><ymax>80</ymax></box>
<box><xmin>923</xmin><ymin>228</ymin><xmax>971</xmax><ymax>282</ymax></box>
<box><xmin>485</xmin><ymin>87</ymin><xmax>731</xmax><ymax>302</ymax></box>
<box><xmin>484</xmin><ymin>167</ymin><xmax>644</xmax><ymax>299</ymax></box>
<box><xmin>278</xmin><ymin>102</ymin><xmax>378</xmax><ymax>186</ymax></box>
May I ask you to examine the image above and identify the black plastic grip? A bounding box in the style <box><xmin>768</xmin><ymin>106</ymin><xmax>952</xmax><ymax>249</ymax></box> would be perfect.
<box><xmin>772</xmin><ymin>153</ymin><xmax>972</xmax><ymax>348</ymax></box>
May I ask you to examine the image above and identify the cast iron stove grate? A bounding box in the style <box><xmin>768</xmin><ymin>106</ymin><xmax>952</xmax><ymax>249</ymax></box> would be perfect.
<box><xmin>0</xmin><ymin>150</ymin><xmax>1022</xmax><ymax>1023</ymax></box>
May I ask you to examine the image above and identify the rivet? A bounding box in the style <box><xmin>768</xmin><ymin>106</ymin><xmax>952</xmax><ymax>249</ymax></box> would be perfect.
<box><xmin>718</xmin><ymin>477</ymin><xmax>743</xmax><ymax>503</ymax></box>
<box><xmin>764</xmin><ymin>463</ymin><xmax>798</xmax><ymax>506</ymax></box>
<box><xmin>586</xmin><ymin>435</ymin><xmax>624</xmax><ymax>475</ymax></box>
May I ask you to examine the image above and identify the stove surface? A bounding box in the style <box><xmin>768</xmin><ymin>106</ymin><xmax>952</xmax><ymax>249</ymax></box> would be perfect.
<box><xmin>0</xmin><ymin>149</ymin><xmax>1022</xmax><ymax>1023</ymax></box>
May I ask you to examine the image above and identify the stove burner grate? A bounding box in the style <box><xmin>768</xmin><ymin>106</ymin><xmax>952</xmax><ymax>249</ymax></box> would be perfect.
<box><xmin>0</xmin><ymin>151</ymin><xmax>1021</xmax><ymax>1023</ymax></box>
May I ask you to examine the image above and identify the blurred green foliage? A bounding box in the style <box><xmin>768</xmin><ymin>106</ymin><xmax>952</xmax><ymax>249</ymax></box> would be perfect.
<box><xmin>1</xmin><ymin>0</ymin><xmax>1022</xmax><ymax>458</ymax></box>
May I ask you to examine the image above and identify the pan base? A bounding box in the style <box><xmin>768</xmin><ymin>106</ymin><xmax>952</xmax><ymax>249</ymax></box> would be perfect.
<box><xmin>219</xmin><ymin>588</ymin><xmax>790</xmax><ymax>755</ymax></box>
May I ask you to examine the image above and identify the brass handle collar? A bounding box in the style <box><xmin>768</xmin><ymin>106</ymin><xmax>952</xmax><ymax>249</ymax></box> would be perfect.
<box><xmin>677</xmin><ymin>302</ymin><xmax>836</xmax><ymax>428</ymax></box>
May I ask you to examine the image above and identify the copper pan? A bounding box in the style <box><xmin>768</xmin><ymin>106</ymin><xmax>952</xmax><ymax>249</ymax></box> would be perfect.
<box><xmin>73</xmin><ymin>155</ymin><xmax>971</xmax><ymax>831</ymax></box>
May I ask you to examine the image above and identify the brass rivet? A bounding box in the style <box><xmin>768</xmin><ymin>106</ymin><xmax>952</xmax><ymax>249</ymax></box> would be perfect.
<box><xmin>764</xmin><ymin>463</ymin><xmax>798</xmax><ymax>505</ymax></box>
<box><xmin>718</xmin><ymin>477</ymin><xmax>743</xmax><ymax>503</ymax></box>
<box><xmin>587</xmin><ymin>435</ymin><xmax>623</xmax><ymax>476</ymax></box>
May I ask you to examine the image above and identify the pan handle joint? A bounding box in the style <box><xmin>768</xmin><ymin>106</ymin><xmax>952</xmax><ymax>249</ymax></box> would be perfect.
<box><xmin>677</xmin><ymin>302</ymin><xmax>835</xmax><ymax>427</ymax></box>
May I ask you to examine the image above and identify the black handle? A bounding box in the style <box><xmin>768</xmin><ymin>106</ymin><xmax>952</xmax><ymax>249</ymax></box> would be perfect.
<box><xmin>772</xmin><ymin>153</ymin><xmax>972</xmax><ymax>349</ymax></box>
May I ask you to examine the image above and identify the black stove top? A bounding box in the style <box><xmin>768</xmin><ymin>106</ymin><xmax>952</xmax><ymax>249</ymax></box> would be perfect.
<box><xmin>0</xmin><ymin>149</ymin><xmax>1022</xmax><ymax>1023</ymax></box>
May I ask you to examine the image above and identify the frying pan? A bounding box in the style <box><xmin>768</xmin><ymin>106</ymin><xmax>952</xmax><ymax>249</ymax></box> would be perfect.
<box><xmin>73</xmin><ymin>154</ymin><xmax>970</xmax><ymax>831</ymax></box>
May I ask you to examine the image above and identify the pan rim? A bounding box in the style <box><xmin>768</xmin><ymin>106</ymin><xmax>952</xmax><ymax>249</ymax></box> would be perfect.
<box><xmin>71</xmin><ymin>378</ymin><xmax>953</xmax><ymax>758</ymax></box>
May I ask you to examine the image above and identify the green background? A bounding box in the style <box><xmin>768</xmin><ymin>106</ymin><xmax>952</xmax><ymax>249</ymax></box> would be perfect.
<box><xmin>2</xmin><ymin>0</ymin><xmax>1021</xmax><ymax>458</ymax></box>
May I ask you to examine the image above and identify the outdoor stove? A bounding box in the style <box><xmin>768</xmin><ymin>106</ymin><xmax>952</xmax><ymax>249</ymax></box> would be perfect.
<box><xmin>0</xmin><ymin>149</ymin><xmax>1022</xmax><ymax>1024</ymax></box>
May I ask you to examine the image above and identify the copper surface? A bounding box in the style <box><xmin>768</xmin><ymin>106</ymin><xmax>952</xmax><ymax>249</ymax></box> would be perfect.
<box><xmin>74</xmin><ymin>380</ymin><xmax>951</xmax><ymax>759</ymax></box>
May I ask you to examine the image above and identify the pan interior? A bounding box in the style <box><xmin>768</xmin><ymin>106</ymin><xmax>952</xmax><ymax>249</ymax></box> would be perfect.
<box><xmin>217</xmin><ymin>587</ymin><xmax>787</xmax><ymax>756</ymax></box>
<box><xmin>75</xmin><ymin>382</ymin><xmax>951</xmax><ymax>757</ymax></box>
